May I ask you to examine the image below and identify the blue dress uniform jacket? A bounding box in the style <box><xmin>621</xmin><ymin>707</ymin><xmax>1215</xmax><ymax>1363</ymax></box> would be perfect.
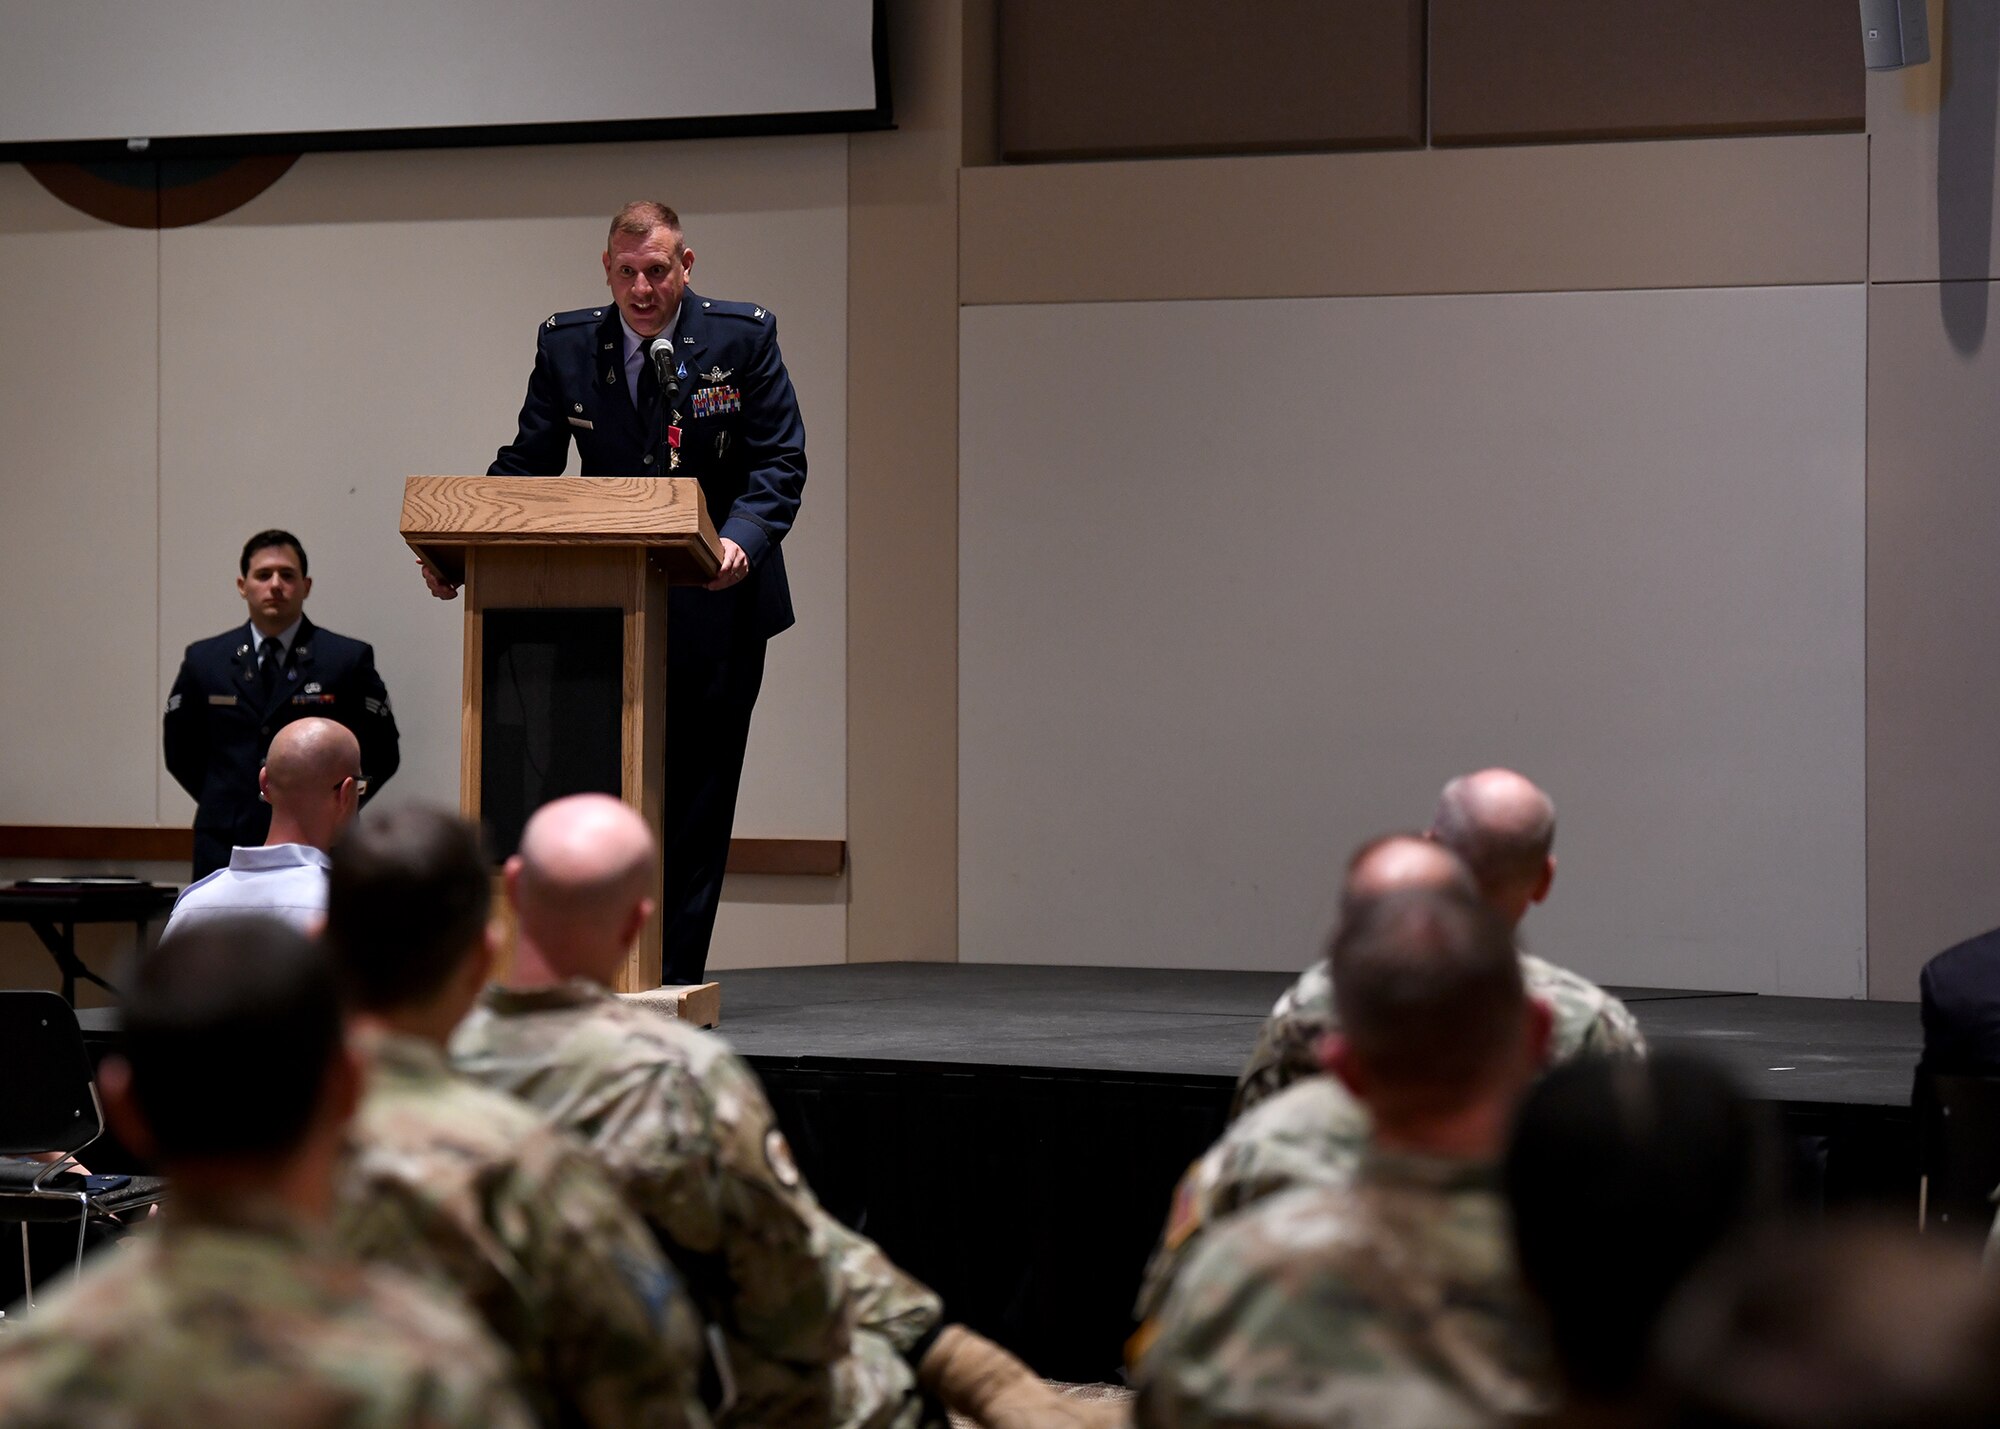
<box><xmin>488</xmin><ymin>292</ymin><xmax>804</xmax><ymax>640</ymax></box>
<box><xmin>488</xmin><ymin>292</ymin><xmax>805</xmax><ymax>984</ymax></box>
<box><xmin>163</xmin><ymin>615</ymin><xmax>400</xmax><ymax>877</ymax></box>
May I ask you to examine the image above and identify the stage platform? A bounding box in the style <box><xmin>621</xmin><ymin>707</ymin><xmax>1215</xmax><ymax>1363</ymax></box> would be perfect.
<box><xmin>720</xmin><ymin>963</ymin><xmax>1922</xmax><ymax>1381</ymax></box>
<box><xmin>719</xmin><ymin>963</ymin><xmax>1920</xmax><ymax>1107</ymax></box>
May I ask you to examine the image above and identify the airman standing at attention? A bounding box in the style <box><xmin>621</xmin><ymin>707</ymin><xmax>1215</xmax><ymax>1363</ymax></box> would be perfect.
<box><xmin>166</xmin><ymin>528</ymin><xmax>399</xmax><ymax>881</ymax></box>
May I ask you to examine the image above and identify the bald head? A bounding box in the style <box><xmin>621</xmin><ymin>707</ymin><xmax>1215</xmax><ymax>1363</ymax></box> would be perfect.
<box><xmin>1430</xmin><ymin>769</ymin><xmax>1556</xmax><ymax>925</ymax></box>
<box><xmin>259</xmin><ymin>718</ymin><xmax>361</xmax><ymax>851</ymax></box>
<box><xmin>509</xmin><ymin>794</ymin><xmax>656</xmax><ymax>982</ymax></box>
<box><xmin>1341</xmin><ymin>833</ymin><xmax>1476</xmax><ymax>921</ymax></box>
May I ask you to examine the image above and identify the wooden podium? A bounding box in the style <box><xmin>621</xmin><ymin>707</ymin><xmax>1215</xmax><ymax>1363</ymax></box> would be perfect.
<box><xmin>399</xmin><ymin>475</ymin><xmax>722</xmax><ymax>1016</ymax></box>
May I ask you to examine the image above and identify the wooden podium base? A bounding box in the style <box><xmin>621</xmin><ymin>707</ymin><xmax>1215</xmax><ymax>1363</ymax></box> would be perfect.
<box><xmin>618</xmin><ymin>981</ymin><xmax>722</xmax><ymax>1029</ymax></box>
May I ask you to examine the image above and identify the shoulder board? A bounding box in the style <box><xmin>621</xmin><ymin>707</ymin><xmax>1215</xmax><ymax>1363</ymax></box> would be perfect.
<box><xmin>695</xmin><ymin>298</ymin><xmax>771</xmax><ymax>324</ymax></box>
<box><xmin>542</xmin><ymin>306</ymin><xmax>606</xmax><ymax>331</ymax></box>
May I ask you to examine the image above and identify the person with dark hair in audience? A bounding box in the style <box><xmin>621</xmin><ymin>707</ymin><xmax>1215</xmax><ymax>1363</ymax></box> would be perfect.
<box><xmin>1504</xmin><ymin>1051</ymin><xmax>1782</xmax><ymax>1428</ymax></box>
<box><xmin>0</xmin><ymin>916</ymin><xmax>533</xmax><ymax>1427</ymax></box>
<box><xmin>452</xmin><ymin>793</ymin><xmax>1116</xmax><ymax>1429</ymax></box>
<box><xmin>1651</xmin><ymin>1221</ymin><xmax>2000</xmax><ymax>1429</ymax></box>
<box><xmin>1234</xmin><ymin>769</ymin><xmax>1641</xmax><ymax>1120</ymax></box>
<box><xmin>160</xmin><ymin>717</ymin><xmax>360</xmax><ymax>941</ymax></box>
<box><xmin>1135</xmin><ymin>833</ymin><xmax>1479</xmax><ymax>1319</ymax></box>
<box><xmin>165</xmin><ymin>528</ymin><xmax>399</xmax><ymax>881</ymax></box>
<box><xmin>1131</xmin><ymin>886</ymin><xmax>1556</xmax><ymax>1429</ymax></box>
<box><xmin>324</xmin><ymin>804</ymin><xmax>712</xmax><ymax>1429</ymax></box>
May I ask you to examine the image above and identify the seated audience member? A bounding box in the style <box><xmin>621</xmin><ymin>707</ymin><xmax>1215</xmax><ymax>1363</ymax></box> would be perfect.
<box><xmin>1918</xmin><ymin>924</ymin><xmax>2000</xmax><ymax>1080</ymax></box>
<box><xmin>1652</xmin><ymin>1221</ymin><xmax>2000</xmax><ymax>1429</ymax></box>
<box><xmin>1233</xmin><ymin>768</ymin><xmax>1640</xmax><ymax>1118</ymax></box>
<box><xmin>1131</xmin><ymin>886</ymin><xmax>1556</xmax><ymax>1429</ymax></box>
<box><xmin>160</xmin><ymin>717</ymin><xmax>359</xmax><ymax>940</ymax></box>
<box><xmin>1504</xmin><ymin>1052</ymin><xmax>1782</xmax><ymax>1429</ymax></box>
<box><xmin>452</xmin><ymin>793</ymin><xmax>1110</xmax><ymax>1429</ymax></box>
<box><xmin>0</xmin><ymin>917</ymin><xmax>533</xmax><ymax>1428</ymax></box>
<box><xmin>324</xmin><ymin>805</ymin><xmax>711</xmax><ymax>1429</ymax></box>
<box><xmin>1135</xmin><ymin>833</ymin><xmax>1477</xmax><ymax>1318</ymax></box>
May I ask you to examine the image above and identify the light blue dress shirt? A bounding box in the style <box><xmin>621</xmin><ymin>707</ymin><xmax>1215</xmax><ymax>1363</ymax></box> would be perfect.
<box><xmin>161</xmin><ymin>843</ymin><xmax>331</xmax><ymax>941</ymax></box>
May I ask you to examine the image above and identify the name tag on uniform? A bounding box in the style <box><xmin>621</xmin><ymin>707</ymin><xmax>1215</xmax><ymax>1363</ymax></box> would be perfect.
<box><xmin>207</xmin><ymin>694</ymin><xmax>237</xmax><ymax>706</ymax></box>
<box><xmin>290</xmin><ymin>693</ymin><xmax>337</xmax><ymax>706</ymax></box>
<box><xmin>567</xmin><ymin>416</ymin><xmax>595</xmax><ymax>430</ymax></box>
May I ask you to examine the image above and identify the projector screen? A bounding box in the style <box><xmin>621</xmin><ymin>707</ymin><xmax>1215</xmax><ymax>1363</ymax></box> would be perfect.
<box><xmin>0</xmin><ymin>0</ymin><xmax>885</xmax><ymax>158</ymax></box>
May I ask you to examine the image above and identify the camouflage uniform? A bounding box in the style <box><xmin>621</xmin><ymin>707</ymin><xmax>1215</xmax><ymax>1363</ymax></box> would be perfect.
<box><xmin>451</xmin><ymin>980</ymin><xmax>942</xmax><ymax>1429</ymax></box>
<box><xmin>1131</xmin><ymin>1150</ymin><xmax>1554</xmax><ymax>1429</ymax></box>
<box><xmin>0</xmin><ymin>1206</ymin><xmax>534</xmax><ymax>1429</ymax></box>
<box><xmin>1230</xmin><ymin>951</ymin><xmax>1643</xmax><ymax>1121</ymax></box>
<box><xmin>336</xmin><ymin>1029</ymin><xmax>711</xmax><ymax>1429</ymax></box>
<box><xmin>1140</xmin><ymin>953</ymin><xmax>1643</xmax><ymax>1321</ymax></box>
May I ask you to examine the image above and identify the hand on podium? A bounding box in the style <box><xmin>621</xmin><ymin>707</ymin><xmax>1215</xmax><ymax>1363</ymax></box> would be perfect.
<box><xmin>706</xmin><ymin>537</ymin><xmax>750</xmax><ymax>592</ymax></box>
<box><xmin>415</xmin><ymin>555</ymin><xmax>461</xmax><ymax>601</ymax></box>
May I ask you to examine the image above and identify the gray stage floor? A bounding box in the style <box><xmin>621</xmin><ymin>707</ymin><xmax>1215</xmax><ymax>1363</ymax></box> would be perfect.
<box><xmin>718</xmin><ymin>963</ymin><xmax>1922</xmax><ymax>1108</ymax></box>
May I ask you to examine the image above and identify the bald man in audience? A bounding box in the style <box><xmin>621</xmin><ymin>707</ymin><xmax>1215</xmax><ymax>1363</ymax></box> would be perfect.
<box><xmin>327</xmin><ymin>805</ymin><xmax>711</xmax><ymax>1429</ymax></box>
<box><xmin>452</xmin><ymin>794</ymin><xmax>1114</xmax><ymax>1429</ymax></box>
<box><xmin>160</xmin><ymin>717</ymin><xmax>361</xmax><ymax>940</ymax></box>
<box><xmin>1132</xmin><ymin>887</ymin><xmax>1556</xmax><ymax>1429</ymax></box>
<box><xmin>1232</xmin><ymin>769</ymin><xmax>1641</xmax><ymax>1117</ymax></box>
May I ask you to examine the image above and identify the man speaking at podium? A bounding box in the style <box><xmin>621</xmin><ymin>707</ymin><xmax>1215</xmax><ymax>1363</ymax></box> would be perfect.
<box><xmin>425</xmin><ymin>201</ymin><xmax>806</xmax><ymax>985</ymax></box>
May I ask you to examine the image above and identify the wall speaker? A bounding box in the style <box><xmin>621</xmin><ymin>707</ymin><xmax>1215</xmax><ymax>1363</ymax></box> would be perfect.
<box><xmin>1860</xmin><ymin>0</ymin><xmax>1931</xmax><ymax>71</ymax></box>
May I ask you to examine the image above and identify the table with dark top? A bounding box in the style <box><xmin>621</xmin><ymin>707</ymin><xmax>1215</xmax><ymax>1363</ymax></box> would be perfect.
<box><xmin>0</xmin><ymin>881</ymin><xmax>177</xmax><ymax>1003</ymax></box>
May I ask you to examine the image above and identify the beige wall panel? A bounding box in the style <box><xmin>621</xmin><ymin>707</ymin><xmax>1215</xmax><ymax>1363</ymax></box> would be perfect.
<box><xmin>708</xmin><ymin>873</ymin><xmax>847</xmax><ymax>970</ymax></box>
<box><xmin>1866</xmin><ymin>0</ymin><xmax>2000</xmax><ymax>283</ymax></box>
<box><xmin>847</xmin><ymin>0</ymin><xmax>963</xmax><ymax>963</ymax></box>
<box><xmin>0</xmin><ymin>169</ymin><xmax>160</xmax><ymax>824</ymax></box>
<box><xmin>1867</xmin><ymin>280</ymin><xmax>2000</xmax><ymax>999</ymax></box>
<box><xmin>961</xmin><ymin>134</ymin><xmax>1867</xmax><ymax>304</ymax></box>
<box><xmin>152</xmin><ymin>137</ymin><xmax>848</xmax><ymax>965</ymax></box>
<box><xmin>961</xmin><ymin>286</ymin><xmax>1866</xmax><ymax>995</ymax></box>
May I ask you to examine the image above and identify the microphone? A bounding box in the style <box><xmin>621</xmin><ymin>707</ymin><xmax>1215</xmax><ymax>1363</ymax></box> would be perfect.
<box><xmin>648</xmin><ymin>337</ymin><xmax>679</xmax><ymax>407</ymax></box>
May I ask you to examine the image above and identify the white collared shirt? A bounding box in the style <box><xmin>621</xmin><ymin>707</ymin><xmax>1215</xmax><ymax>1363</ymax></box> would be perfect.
<box><xmin>247</xmin><ymin>617</ymin><xmax>304</xmax><ymax>669</ymax></box>
<box><xmin>621</xmin><ymin>308</ymin><xmax>681</xmax><ymax>406</ymax></box>
<box><xmin>161</xmin><ymin>843</ymin><xmax>331</xmax><ymax>941</ymax></box>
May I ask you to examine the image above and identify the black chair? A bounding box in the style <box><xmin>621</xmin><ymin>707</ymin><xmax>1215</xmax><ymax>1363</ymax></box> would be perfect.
<box><xmin>1916</xmin><ymin>1072</ymin><xmax>2000</xmax><ymax>1238</ymax></box>
<box><xmin>0</xmin><ymin>990</ymin><xmax>166</xmax><ymax>1307</ymax></box>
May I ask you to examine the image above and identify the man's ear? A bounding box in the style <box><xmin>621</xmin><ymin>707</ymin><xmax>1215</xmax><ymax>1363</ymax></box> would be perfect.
<box><xmin>258</xmin><ymin>765</ymin><xmax>271</xmax><ymax>803</ymax></box>
<box><xmin>299</xmin><ymin>575</ymin><xmax>313</xmax><ymax>603</ymax></box>
<box><xmin>503</xmin><ymin>855</ymin><xmax>524</xmax><ymax>911</ymax></box>
<box><xmin>619</xmin><ymin>896</ymin><xmax>656</xmax><ymax>952</ymax></box>
<box><xmin>97</xmin><ymin>1057</ymin><xmax>157</xmax><ymax>1163</ymax></box>
<box><xmin>1323</xmin><ymin>1033</ymin><xmax>1367</xmax><ymax>1099</ymax></box>
<box><xmin>601</xmin><ymin>249</ymin><xmax>614</xmax><ymax>283</ymax></box>
<box><xmin>1530</xmin><ymin>855</ymin><xmax>1555</xmax><ymax>906</ymax></box>
<box><xmin>679</xmin><ymin>245</ymin><xmax>695</xmax><ymax>277</ymax></box>
<box><xmin>236</xmin><ymin>573</ymin><xmax>249</xmax><ymax>602</ymax></box>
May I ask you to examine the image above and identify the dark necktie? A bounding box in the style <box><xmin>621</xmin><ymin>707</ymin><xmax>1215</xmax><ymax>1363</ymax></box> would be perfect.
<box><xmin>259</xmin><ymin>636</ymin><xmax>282</xmax><ymax>698</ymax></box>
<box><xmin>636</xmin><ymin>342</ymin><xmax>660</xmax><ymax>423</ymax></box>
